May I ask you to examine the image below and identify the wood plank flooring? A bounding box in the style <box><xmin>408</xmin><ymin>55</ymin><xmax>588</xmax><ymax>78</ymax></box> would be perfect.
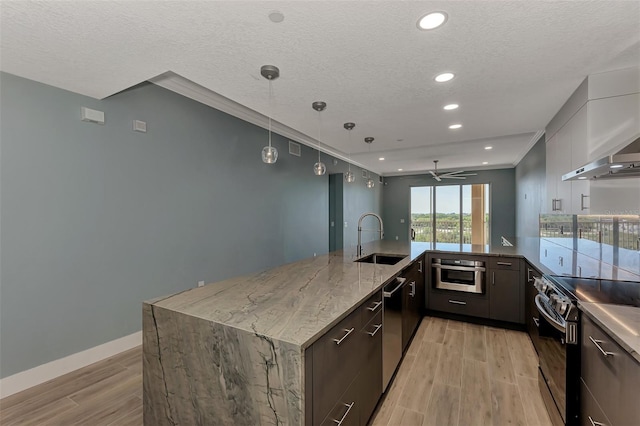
<box><xmin>371</xmin><ymin>317</ymin><xmax>552</xmax><ymax>426</ymax></box>
<box><xmin>0</xmin><ymin>317</ymin><xmax>551</xmax><ymax>426</ymax></box>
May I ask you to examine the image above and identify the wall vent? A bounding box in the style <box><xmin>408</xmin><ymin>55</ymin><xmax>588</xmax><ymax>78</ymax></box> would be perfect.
<box><xmin>289</xmin><ymin>141</ymin><xmax>301</xmax><ymax>157</ymax></box>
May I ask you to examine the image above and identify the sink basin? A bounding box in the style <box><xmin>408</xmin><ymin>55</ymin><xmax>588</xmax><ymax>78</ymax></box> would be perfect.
<box><xmin>355</xmin><ymin>253</ymin><xmax>407</xmax><ymax>265</ymax></box>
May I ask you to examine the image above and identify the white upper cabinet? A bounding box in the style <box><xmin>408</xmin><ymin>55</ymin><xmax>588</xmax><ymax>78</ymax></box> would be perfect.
<box><xmin>545</xmin><ymin>66</ymin><xmax>640</xmax><ymax>215</ymax></box>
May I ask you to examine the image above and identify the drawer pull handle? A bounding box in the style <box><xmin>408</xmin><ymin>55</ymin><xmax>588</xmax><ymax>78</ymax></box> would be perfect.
<box><xmin>333</xmin><ymin>328</ymin><xmax>355</xmax><ymax>345</ymax></box>
<box><xmin>496</xmin><ymin>261</ymin><xmax>512</xmax><ymax>266</ymax></box>
<box><xmin>332</xmin><ymin>401</ymin><xmax>355</xmax><ymax>425</ymax></box>
<box><xmin>589</xmin><ymin>336</ymin><xmax>613</xmax><ymax>357</ymax></box>
<box><xmin>533</xmin><ymin>317</ymin><xmax>540</xmax><ymax>328</ymax></box>
<box><xmin>588</xmin><ymin>416</ymin><xmax>606</xmax><ymax>426</ymax></box>
<box><xmin>410</xmin><ymin>281</ymin><xmax>416</xmax><ymax>297</ymax></box>
<box><xmin>367</xmin><ymin>323</ymin><xmax>383</xmax><ymax>337</ymax></box>
<box><xmin>418</xmin><ymin>260</ymin><xmax>423</xmax><ymax>273</ymax></box>
<box><xmin>448</xmin><ymin>300</ymin><xmax>466</xmax><ymax>305</ymax></box>
<box><xmin>366</xmin><ymin>301</ymin><xmax>382</xmax><ymax>312</ymax></box>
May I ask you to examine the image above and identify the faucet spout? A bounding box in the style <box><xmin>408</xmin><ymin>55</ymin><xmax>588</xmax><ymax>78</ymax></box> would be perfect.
<box><xmin>357</xmin><ymin>212</ymin><xmax>384</xmax><ymax>256</ymax></box>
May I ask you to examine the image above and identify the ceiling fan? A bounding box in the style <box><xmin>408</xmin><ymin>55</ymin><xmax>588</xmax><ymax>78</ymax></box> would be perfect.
<box><xmin>429</xmin><ymin>160</ymin><xmax>477</xmax><ymax>182</ymax></box>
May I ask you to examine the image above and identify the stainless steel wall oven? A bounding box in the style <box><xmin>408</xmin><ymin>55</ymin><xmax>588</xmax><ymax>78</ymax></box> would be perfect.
<box><xmin>432</xmin><ymin>258</ymin><xmax>486</xmax><ymax>294</ymax></box>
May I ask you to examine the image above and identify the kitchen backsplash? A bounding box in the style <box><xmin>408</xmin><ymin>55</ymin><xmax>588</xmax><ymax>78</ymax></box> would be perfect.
<box><xmin>540</xmin><ymin>214</ymin><xmax>640</xmax><ymax>280</ymax></box>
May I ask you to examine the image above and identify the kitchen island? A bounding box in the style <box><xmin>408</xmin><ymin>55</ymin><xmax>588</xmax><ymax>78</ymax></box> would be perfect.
<box><xmin>143</xmin><ymin>237</ymin><xmax>640</xmax><ymax>425</ymax></box>
<box><xmin>143</xmin><ymin>241</ymin><xmax>420</xmax><ymax>425</ymax></box>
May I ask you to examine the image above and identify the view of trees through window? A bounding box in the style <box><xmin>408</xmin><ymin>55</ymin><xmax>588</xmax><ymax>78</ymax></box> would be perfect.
<box><xmin>411</xmin><ymin>184</ymin><xmax>490</xmax><ymax>245</ymax></box>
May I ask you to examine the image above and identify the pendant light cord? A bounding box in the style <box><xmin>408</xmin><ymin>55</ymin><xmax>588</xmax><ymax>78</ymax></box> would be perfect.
<box><xmin>317</xmin><ymin>110</ymin><xmax>322</xmax><ymax>162</ymax></box>
<box><xmin>268</xmin><ymin>79</ymin><xmax>273</xmax><ymax>148</ymax></box>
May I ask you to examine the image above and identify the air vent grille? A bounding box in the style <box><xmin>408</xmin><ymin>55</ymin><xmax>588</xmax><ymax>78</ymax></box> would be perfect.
<box><xmin>288</xmin><ymin>141</ymin><xmax>301</xmax><ymax>157</ymax></box>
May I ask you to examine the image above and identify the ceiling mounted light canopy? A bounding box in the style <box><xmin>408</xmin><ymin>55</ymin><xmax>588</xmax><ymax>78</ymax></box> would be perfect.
<box><xmin>260</xmin><ymin>65</ymin><xmax>279</xmax><ymax>164</ymax></box>
<box><xmin>312</xmin><ymin>101</ymin><xmax>327</xmax><ymax>176</ymax></box>
<box><xmin>365</xmin><ymin>137</ymin><xmax>375</xmax><ymax>188</ymax></box>
<box><xmin>435</xmin><ymin>72</ymin><xmax>455</xmax><ymax>83</ymax></box>
<box><xmin>344</xmin><ymin>122</ymin><xmax>356</xmax><ymax>183</ymax></box>
<box><xmin>417</xmin><ymin>11</ymin><xmax>448</xmax><ymax>30</ymax></box>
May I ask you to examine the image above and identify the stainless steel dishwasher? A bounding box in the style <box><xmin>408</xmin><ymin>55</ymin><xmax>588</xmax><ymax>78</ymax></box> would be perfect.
<box><xmin>382</xmin><ymin>276</ymin><xmax>406</xmax><ymax>391</ymax></box>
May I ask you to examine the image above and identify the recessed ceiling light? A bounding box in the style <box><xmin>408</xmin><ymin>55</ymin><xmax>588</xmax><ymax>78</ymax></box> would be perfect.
<box><xmin>443</xmin><ymin>104</ymin><xmax>459</xmax><ymax>110</ymax></box>
<box><xmin>578</xmin><ymin>176</ymin><xmax>588</xmax><ymax>180</ymax></box>
<box><xmin>610</xmin><ymin>164</ymin><xmax>624</xmax><ymax>169</ymax></box>
<box><xmin>485</xmin><ymin>146</ymin><xmax>493</xmax><ymax>150</ymax></box>
<box><xmin>448</xmin><ymin>124</ymin><xmax>462</xmax><ymax>129</ymax></box>
<box><xmin>398</xmin><ymin>168</ymin><xmax>403</xmax><ymax>171</ymax></box>
<box><xmin>482</xmin><ymin>161</ymin><xmax>488</xmax><ymax>165</ymax></box>
<box><xmin>268</xmin><ymin>11</ymin><xmax>284</xmax><ymax>23</ymax></box>
<box><xmin>417</xmin><ymin>12</ymin><xmax>448</xmax><ymax>30</ymax></box>
<box><xmin>379</xmin><ymin>157</ymin><xmax>385</xmax><ymax>161</ymax></box>
<box><xmin>435</xmin><ymin>72</ymin><xmax>455</xmax><ymax>83</ymax></box>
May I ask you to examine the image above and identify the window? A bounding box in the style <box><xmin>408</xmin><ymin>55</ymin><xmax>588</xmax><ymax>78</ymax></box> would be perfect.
<box><xmin>411</xmin><ymin>184</ymin><xmax>490</xmax><ymax>247</ymax></box>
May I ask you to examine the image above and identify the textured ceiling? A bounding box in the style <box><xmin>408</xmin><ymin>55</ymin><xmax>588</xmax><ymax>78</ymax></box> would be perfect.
<box><xmin>2</xmin><ymin>1</ymin><xmax>639</xmax><ymax>175</ymax></box>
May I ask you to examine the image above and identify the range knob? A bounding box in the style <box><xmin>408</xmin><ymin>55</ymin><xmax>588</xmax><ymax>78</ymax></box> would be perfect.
<box><xmin>558</xmin><ymin>301</ymin><xmax>569</xmax><ymax>316</ymax></box>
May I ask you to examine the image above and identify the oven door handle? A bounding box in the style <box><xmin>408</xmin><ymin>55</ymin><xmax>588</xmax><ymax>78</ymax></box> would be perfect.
<box><xmin>534</xmin><ymin>294</ymin><xmax>566</xmax><ymax>333</ymax></box>
<box><xmin>431</xmin><ymin>264</ymin><xmax>486</xmax><ymax>272</ymax></box>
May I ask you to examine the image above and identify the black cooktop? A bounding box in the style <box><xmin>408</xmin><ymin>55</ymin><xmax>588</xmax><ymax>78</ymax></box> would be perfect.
<box><xmin>550</xmin><ymin>276</ymin><xmax>640</xmax><ymax>307</ymax></box>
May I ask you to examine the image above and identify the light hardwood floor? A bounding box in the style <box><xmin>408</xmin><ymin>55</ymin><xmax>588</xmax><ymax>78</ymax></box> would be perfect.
<box><xmin>0</xmin><ymin>317</ymin><xmax>551</xmax><ymax>426</ymax></box>
<box><xmin>371</xmin><ymin>317</ymin><xmax>552</xmax><ymax>426</ymax></box>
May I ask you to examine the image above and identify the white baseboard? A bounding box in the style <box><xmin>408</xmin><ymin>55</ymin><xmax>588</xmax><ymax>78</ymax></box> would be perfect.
<box><xmin>0</xmin><ymin>330</ymin><xmax>142</xmax><ymax>399</ymax></box>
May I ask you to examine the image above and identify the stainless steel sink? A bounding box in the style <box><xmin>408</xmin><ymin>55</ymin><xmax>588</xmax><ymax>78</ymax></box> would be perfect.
<box><xmin>354</xmin><ymin>253</ymin><xmax>407</xmax><ymax>265</ymax></box>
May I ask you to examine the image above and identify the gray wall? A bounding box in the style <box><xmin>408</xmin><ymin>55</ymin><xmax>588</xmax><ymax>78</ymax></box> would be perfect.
<box><xmin>0</xmin><ymin>72</ymin><xmax>381</xmax><ymax>378</ymax></box>
<box><xmin>382</xmin><ymin>169</ymin><xmax>516</xmax><ymax>245</ymax></box>
<box><xmin>515</xmin><ymin>135</ymin><xmax>546</xmax><ymax>237</ymax></box>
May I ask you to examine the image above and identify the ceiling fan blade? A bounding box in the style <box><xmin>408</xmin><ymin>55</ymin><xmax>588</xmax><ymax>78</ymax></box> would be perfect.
<box><xmin>441</xmin><ymin>176</ymin><xmax>467</xmax><ymax>179</ymax></box>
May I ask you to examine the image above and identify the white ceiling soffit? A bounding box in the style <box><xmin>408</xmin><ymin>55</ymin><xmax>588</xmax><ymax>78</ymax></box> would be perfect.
<box><xmin>150</xmin><ymin>71</ymin><xmax>372</xmax><ymax>173</ymax></box>
<box><xmin>1</xmin><ymin>1</ymin><xmax>639</xmax><ymax>176</ymax></box>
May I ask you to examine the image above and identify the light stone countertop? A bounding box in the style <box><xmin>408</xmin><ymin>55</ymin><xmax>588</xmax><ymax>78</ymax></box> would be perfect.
<box><xmin>579</xmin><ymin>302</ymin><xmax>640</xmax><ymax>363</ymax></box>
<box><xmin>151</xmin><ymin>240</ymin><xmax>419</xmax><ymax>348</ymax></box>
<box><xmin>148</xmin><ymin>237</ymin><xmax>638</xmax><ymax>353</ymax></box>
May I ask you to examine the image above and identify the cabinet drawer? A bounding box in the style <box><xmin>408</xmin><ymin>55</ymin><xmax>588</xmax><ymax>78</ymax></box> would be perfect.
<box><xmin>360</xmin><ymin>312</ymin><xmax>383</xmax><ymax>425</ymax></box>
<box><xmin>312</xmin><ymin>308</ymin><xmax>362</xmax><ymax>424</ymax></box>
<box><xmin>489</xmin><ymin>257</ymin><xmax>520</xmax><ymax>271</ymax></box>
<box><xmin>581</xmin><ymin>315</ymin><xmax>640</xmax><ymax>426</ymax></box>
<box><xmin>361</xmin><ymin>290</ymin><xmax>383</xmax><ymax>325</ymax></box>
<box><xmin>580</xmin><ymin>379</ymin><xmax>611</xmax><ymax>426</ymax></box>
<box><xmin>320</xmin><ymin>374</ymin><xmax>360</xmax><ymax>426</ymax></box>
<box><xmin>427</xmin><ymin>290</ymin><xmax>489</xmax><ymax>318</ymax></box>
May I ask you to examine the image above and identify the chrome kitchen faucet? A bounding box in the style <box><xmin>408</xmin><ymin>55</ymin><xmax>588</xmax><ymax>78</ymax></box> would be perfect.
<box><xmin>357</xmin><ymin>212</ymin><xmax>384</xmax><ymax>256</ymax></box>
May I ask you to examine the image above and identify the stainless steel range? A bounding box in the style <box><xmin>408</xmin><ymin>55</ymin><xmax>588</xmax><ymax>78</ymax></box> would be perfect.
<box><xmin>533</xmin><ymin>274</ymin><xmax>640</xmax><ymax>426</ymax></box>
<box><xmin>533</xmin><ymin>275</ymin><xmax>580</xmax><ymax>426</ymax></box>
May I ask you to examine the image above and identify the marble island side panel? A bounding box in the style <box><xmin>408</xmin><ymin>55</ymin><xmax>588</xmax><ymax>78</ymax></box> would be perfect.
<box><xmin>143</xmin><ymin>303</ymin><xmax>304</xmax><ymax>425</ymax></box>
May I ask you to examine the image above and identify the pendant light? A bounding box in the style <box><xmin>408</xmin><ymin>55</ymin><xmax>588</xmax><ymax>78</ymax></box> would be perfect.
<box><xmin>261</xmin><ymin>65</ymin><xmax>279</xmax><ymax>164</ymax></box>
<box><xmin>365</xmin><ymin>137</ymin><xmax>375</xmax><ymax>188</ymax></box>
<box><xmin>344</xmin><ymin>122</ymin><xmax>356</xmax><ymax>183</ymax></box>
<box><xmin>312</xmin><ymin>101</ymin><xmax>327</xmax><ymax>176</ymax></box>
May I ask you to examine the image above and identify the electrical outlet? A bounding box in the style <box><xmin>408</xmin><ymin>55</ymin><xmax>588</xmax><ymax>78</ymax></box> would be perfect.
<box><xmin>395</xmin><ymin>236</ymin><xmax>399</xmax><ymax>240</ymax></box>
<box><xmin>198</xmin><ymin>281</ymin><xmax>205</xmax><ymax>287</ymax></box>
<box><xmin>400</xmin><ymin>219</ymin><xmax>405</xmax><ymax>223</ymax></box>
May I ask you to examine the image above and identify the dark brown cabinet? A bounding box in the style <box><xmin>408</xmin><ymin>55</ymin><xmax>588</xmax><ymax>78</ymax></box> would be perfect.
<box><xmin>488</xmin><ymin>257</ymin><xmax>523</xmax><ymax>323</ymax></box>
<box><xmin>308</xmin><ymin>288</ymin><xmax>387</xmax><ymax>426</ymax></box>
<box><xmin>359</xmin><ymin>311</ymin><xmax>383</xmax><ymax>425</ymax></box>
<box><xmin>402</xmin><ymin>254</ymin><xmax>424</xmax><ymax>351</ymax></box>
<box><xmin>580</xmin><ymin>315</ymin><xmax>640</xmax><ymax>426</ymax></box>
<box><xmin>311</xmin><ymin>306</ymin><xmax>363</xmax><ymax>425</ymax></box>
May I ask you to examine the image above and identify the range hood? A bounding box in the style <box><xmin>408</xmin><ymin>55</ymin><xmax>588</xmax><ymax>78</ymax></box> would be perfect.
<box><xmin>562</xmin><ymin>138</ymin><xmax>640</xmax><ymax>181</ymax></box>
